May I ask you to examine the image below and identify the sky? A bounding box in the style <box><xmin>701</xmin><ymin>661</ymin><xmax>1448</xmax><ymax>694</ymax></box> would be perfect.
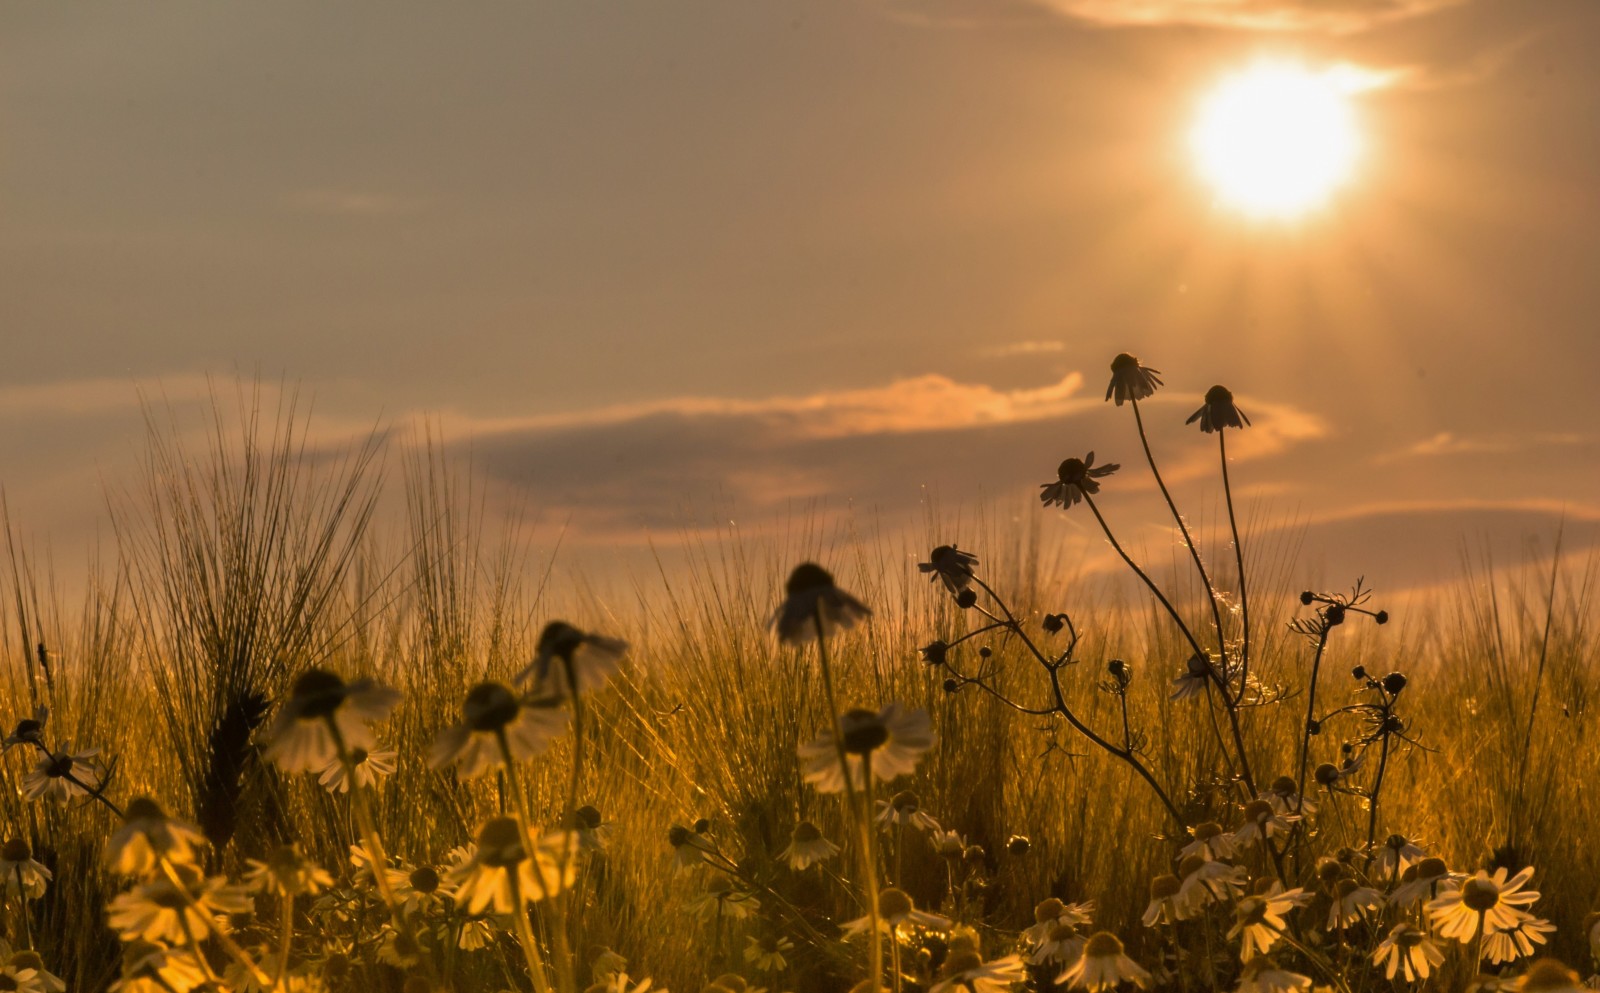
<box><xmin>2</xmin><ymin>0</ymin><xmax>1597</xmax><ymax>601</ymax></box>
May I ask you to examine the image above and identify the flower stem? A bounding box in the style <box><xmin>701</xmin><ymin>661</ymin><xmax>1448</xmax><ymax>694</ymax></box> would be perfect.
<box><xmin>861</xmin><ymin>762</ymin><xmax>884</xmax><ymax>993</ymax></box>
<box><xmin>1217</xmin><ymin>430</ymin><xmax>1252</xmax><ymax>690</ymax></box>
<box><xmin>277</xmin><ymin>891</ymin><xmax>294</xmax><ymax>991</ymax></box>
<box><xmin>509</xmin><ymin>872</ymin><xmax>556</xmax><ymax>993</ymax></box>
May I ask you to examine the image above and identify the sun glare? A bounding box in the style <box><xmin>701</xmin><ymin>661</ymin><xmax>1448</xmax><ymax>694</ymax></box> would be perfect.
<box><xmin>1191</xmin><ymin>61</ymin><xmax>1363</xmax><ymax>218</ymax></box>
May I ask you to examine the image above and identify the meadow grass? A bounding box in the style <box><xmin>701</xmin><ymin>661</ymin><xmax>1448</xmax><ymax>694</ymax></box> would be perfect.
<box><xmin>0</xmin><ymin>390</ymin><xmax>1595</xmax><ymax>993</ymax></box>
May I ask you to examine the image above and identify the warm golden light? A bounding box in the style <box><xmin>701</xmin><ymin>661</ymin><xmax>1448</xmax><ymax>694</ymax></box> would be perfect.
<box><xmin>1191</xmin><ymin>62</ymin><xmax>1363</xmax><ymax>218</ymax></box>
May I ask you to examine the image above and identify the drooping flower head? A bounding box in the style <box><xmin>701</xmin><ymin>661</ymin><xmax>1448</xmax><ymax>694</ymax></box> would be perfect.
<box><xmin>447</xmin><ymin>817</ymin><xmax>576</xmax><ymax>915</ymax></box>
<box><xmin>798</xmin><ymin>703</ymin><xmax>934</xmax><ymax>793</ymax></box>
<box><xmin>1187</xmin><ymin>385</ymin><xmax>1251</xmax><ymax>433</ymax></box>
<box><xmin>23</xmin><ymin>746</ymin><xmax>106</xmax><ymax>803</ymax></box>
<box><xmin>2</xmin><ymin>705</ymin><xmax>48</xmax><ymax>752</ymax></box>
<box><xmin>0</xmin><ymin>837</ymin><xmax>52</xmax><ymax>899</ymax></box>
<box><xmin>318</xmin><ymin>746</ymin><xmax>397</xmax><ymax>793</ymax></box>
<box><xmin>779</xmin><ymin>821</ymin><xmax>839</xmax><ymax>871</ymax></box>
<box><xmin>263</xmin><ymin>668</ymin><xmax>401</xmax><ymax>774</ymax></box>
<box><xmin>918</xmin><ymin>545</ymin><xmax>980</xmax><ymax>594</ymax></box>
<box><xmin>105</xmin><ymin>797</ymin><xmax>207</xmax><ymax>876</ymax></box>
<box><xmin>243</xmin><ymin>843</ymin><xmax>334</xmax><ymax>899</ymax></box>
<box><xmin>843</xmin><ymin>886</ymin><xmax>951</xmax><ymax>937</ymax></box>
<box><xmin>1058</xmin><ymin>931</ymin><xmax>1151</xmax><ymax>991</ymax></box>
<box><xmin>875</xmin><ymin>790</ymin><xmax>941</xmax><ymax>833</ymax></box>
<box><xmin>772</xmin><ymin>563</ymin><xmax>871</xmax><ymax>645</ymax></box>
<box><xmin>1372</xmin><ymin>923</ymin><xmax>1445</xmax><ymax>983</ymax></box>
<box><xmin>1040</xmin><ymin>453</ymin><xmax>1120</xmax><ymax>510</ymax></box>
<box><xmin>106</xmin><ymin>863</ymin><xmax>252</xmax><ymax>944</ymax></box>
<box><xmin>514</xmin><ymin>621</ymin><xmax>629</xmax><ymax>699</ymax></box>
<box><xmin>429</xmin><ymin>681</ymin><xmax>568</xmax><ymax>778</ymax></box>
<box><xmin>1106</xmin><ymin>353</ymin><xmax>1163</xmax><ymax>406</ymax></box>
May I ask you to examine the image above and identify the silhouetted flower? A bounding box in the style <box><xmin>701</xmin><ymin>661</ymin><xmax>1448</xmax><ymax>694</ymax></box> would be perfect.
<box><xmin>1106</xmin><ymin>353</ymin><xmax>1163</xmax><ymax>405</ymax></box>
<box><xmin>919</xmin><ymin>545</ymin><xmax>979</xmax><ymax>593</ymax></box>
<box><xmin>772</xmin><ymin>563</ymin><xmax>871</xmax><ymax>644</ymax></box>
<box><xmin>429</xmin><ymin>681</ymin><xmax>568</xmax><ymax>778</ymax></box>
<box><xmin>1187</xmin><ymin>385</ymin><xmax>1251</xmax><ymax>433</ymax></box>
<box><xmin>515</xmin><ymin>621</ymin><xmax>629</xmax><ymax>698</ymax></box>
<box><xmin>842</xmin><ymin>887</ymin><xmax>951</xmax><ymax>937</ymax></box>
<box><xmin>2</xmin><ymin>705</ymin><xmax>48</xmax><ymax>752</ymax></box>
<box><xmin>1040</xmin><ymin>453</ymin><xmax>1120</xmax><ymax>509</ymax></box>
<box><xmin>798</xmin><ymin>704</ymin><xmax>934</xmax><ymax>793</ymax></box>
<box><xmin>264</xmin><ymin>669</ymin><xmax>400</xmax><ymax>774</ymax></box>
<box><xmin>319</xmin><ymin>746</ymin><xmax>397</xmax><ymax>794</ymax></box>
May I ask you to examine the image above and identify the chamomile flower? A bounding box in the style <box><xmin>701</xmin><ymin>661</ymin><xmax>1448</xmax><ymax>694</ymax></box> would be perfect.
<box><xmin>1030</xmin><ymin>921</ymin><xmax>1087</xmax><ymax>966</ymax></box>
<box><xmin>1233</xmin><ymin>800</ymin><xmax>1297</xmax><ymax>849</ymax></box>
<box><xmin>919</xmin><ymin>545</ymin><xmax>980</xmax><ymax>593</ymax></box>
<box><xmin>317</xmin><ymin>746</ymin><xmax>396</xmax><ymax>793</ymax></box>
<box><xmin>447</xmin><ymin>817</ymin><xmax>576</xmax><ymax>915</ymax></box>
<box><xmin>0</xmin><ymin>839</ymin><xmax>51</xmax><ymax>900</ymax></box>
<box><xmin>875</xmin><ymin>790</ymin><xmax>941</xmax><ymax>833</ymax></box>
<box><xmin>106</xmin><ymin>864</ymin><xmax>252</xmax><ymax>944</ymax></box>
<box><xmin>1106</xmin><ymin>353</ymin><xmax>1163</xmax><ymax>405</ymax></box>
<box><xmin>1326</xmin><ymin>878</ymin><xmax>1384</xmax><ymax>931</ymax></box>
<box><xmin>23</xmin><ymin>746</ymin><xmax>105</xmax><ymax>802</ymax></box>
<box><xmin>1229</xmin><ymin>895</ymin><xmax>1292</xmax><ymax>961</ymax></box>
<box><xmin>1374</xmin><ymin>834</ymin><xmax>1427</xmax><ymax>879</ymax></box>
<box><xmin>798</xmin><ymin>704</ymin><xmax>934</xmax><ymax>793</ymax></box>
<box><xmin>1233</xmin><ymin>957</ymin><xmax>1310</xmax><ymax>993</ymax></box>
<box><xmin>1058</xmin><ymin>931</ymin><xmax>1151</xmax><ymax>991</ymax></box>
<box><xmin>109</xmin><ymin>941</ymin><xmax>209</xmax><ymax>993</ymax></box>
<box><xmin>843</xmin><ymin>888</ymin><xmax>951</xmax><ymax>937</ymax></box>
<box><xmin>1485</xmin><ymin>918</ymin><xmax>1556</xmax><ymax>965</ymax></box>
<box><xmin>1372</xmin><ymin>923</ymin><xmax>1445</xmax><ymax>982</ymax></box>
<box><xmin>744</xmin><ymin>934</ymin><xmax>794</xmax><ymax>972</ymax></box>
<box><xmin>1040</xmin><ymin>454</ymin><xmax>1120</xmax><ymax>510</ymax></box>
<box><xmin>1171</xmin><ymin>653</ymin><xmax>1216</xmax><ymax>701</ymax></box>
<box><xmin>1262</xmin><ymin>776</ymin><xmax>1317</xmax><ymax>818</ymax></box>
<box><xmin>1429</xmin><ymin>867</ymin><xmax>1541</xmax><ymax>945</ymax></box>
<box><xmin>1518</xmin><ymin>959</ymin><xmax>1586</xmax><ymax>993</ymax></box>
<box><xmin>1180</xmin><ymin>822</ymin><xmax>1239</xmax><ymax>862</ymax></box>
<box><xmin>105</xmin><ymin>797</ymin><xmax>207</xmax><ymax>876</ymax></box>
<box><xmin>1</xmin><ymin>706</ymin><xmax>48</xmax><ymax>752</ymax></box>
<box><xmin>1024</xmin><ymin>897</ymin><xmax>1096</xmax><ymax>944</ymax></box>
<box><xmin>1175</xmin><ymin>855</ymin><xmax>1248</xmax><ymax>919</ymax></box>
<box><xmin>243</xmin><ymin>844</ymin><xmax>334</xmax><ymax>899</ymax></box>
<box><xmin>693</xmin><ymin>875</ymin><xmax>759</xmax><ymax>922</ymax></box>
<box><xmin>667</xmin><ymin>824</ymin><xmax>718</xmax><ymax>870</ymax></box>
<box><xmin>772</xmin><ymin>563</ymin><xmax>871</xmax><ymax>644</ymax></box>
<box><xmin>428</xmin><ymin>681</ymin><xmax>568</xmax><ymax>778</ymax></box>
<box><xmin>0</xmin><ymin>963</ymin><xmax>43</xmax><ymax>993</ymax></box>
<box><xmin>1187</xmin><ymin>385</ymin><xmax>1251</xmax><ymax>433</ymax></box>
<box><xmin>263</xmin><ymin>669</ymin><xmax>401</xmax><ymax>774</ymax></box>
<box><xmin>588</xmin><ymin>974</ymin><xmax>665</xmax><ymax>993</ymax></box>
<box><xmin>392</xmin><ymin>864</ymin><xmax>447</xmax><ymax>917</ymax></box>
<box><xmin>6</xmin><ymin>953</ymin><xmax>62</xmax><ymax>993</ymax></box>
<box><xmin>930</xmin><ymin>950</ymin><xmax>1027</xmax><ymax>992</ymax></box>
<box><xmin>1390</xmin><ymin>857</ymin><xmax>1459</xmax><ymax>908</ymax></box>
<box><xmin>1141</xmin><ymin>874</ymin><xmax>1183</xmax><ymax>927</ymax></box>
<box><xmin>778</xmin><ymin>821</ymin><xmax>838</xmax><ymax>871</ymax></box>
<box><xmin>514</xmin><ymin>621</ymin><xmax>630</xmax><ymax>698</ymax></box>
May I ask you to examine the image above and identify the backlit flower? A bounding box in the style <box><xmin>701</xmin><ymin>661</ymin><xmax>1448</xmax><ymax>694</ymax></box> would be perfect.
<box><xmin>772</xmin><ymin>563</ymin><xmax>871</xmax><ymax>644</ymax></box>
<box><xmin>744</xmin><ymin>934</ymin><xmax>793</xmax><ymax>972</ymax></box>
<box><xmin>1176</xmin><ymin>855</ymin><xmax>1248</xmax><ymax>919</ymax></box>
<box><xmin>798</xmin><ymin>703</ymin><xmax>934</xmax><ymax>793</ymax></box>
<box><xmin>0</xmin><ymin>838</ymin><xmax>51</xmax><ymax>899</ymax></box>
<box><xmin>1326</xmin><ymin>878</ymin><xmax>1384</xmax><ymax>931</ymax></box>
<box><xmin>243</xmin><ymin>844</ymin><xmax>334</xmax><ymax>899</ymax></box>
<box><xmin>1233</xmin><ymin>957</ymin><xmax>1310</xmax><ymax>993</ymax></box>
<box><xmin>1429</xmin><ymin>867</ymin><xmax>1541</xmax><ymax>944</ymax></box>
<box><xmin>1484</xmin><ymin>918</ymin><xmax>1555</xmax><ymax>965</ymax></box>
<box><xmin>1170</xmin><ymin>653</ymin><xmax>1215</xmax><ymax>701</ymax></box>
<box><xmin>514</xmin><ymin>621</ymin><xmax>629</xmax><ymax>698</ymax></box>
<box><xmin>1141</xmin><ymin>874</ymin><xmax>1183</xmax><ymax>927</ymax></box>
<box><xmin>109</xmin><ymin>941</ymin><xmax>209</xmax><ymax>993</ymax></box>
<box><xmin>1233</xmin><ymin>800</ymin><xmax>1297</xmax><ymax>849</ymax></box>
<box><xmin>1187</xmin><ymin>385</ymin><xmax>1251</xmax><ymax>433</ymax></box>
<box><xmin>1372</xmin><ymin>923</ymin><xmax>1445</xmax><ymax>983</ymax></box>
<box><xmin>429</xmin><ymin>681</ymin><xmax>568</xmax><ymax>778</ymax></box>
<box><xmin>105</xmin><ymin>797</ymin><xmax>208</xmax><ymax>876</ymax></box>
<box><xmin>1229</xmin><ymin>894</ymin><xmax>1292</xmax><ymax>961</ymax></box>
<box><xmin>1040</xmin><ymin>453</ymin><xmax>1120</xmax><ymax>510</ymax></box>
<box><xmin>842</xmin><ymin>887</ymin><xmax>950</xmax><ymax>937</ymax></box>
<box><xmin>1374</xmin><ymin>833</ymin><xmax>1427</xmax><ymax>879</ymax></box>
<box><xmin>1180</xmin><ymin>822</ymin><xmax>1238</xmax><ymax>862</ymax></box>
<box><xmin>318</xmin><ymin>746</ymin><xmax>397</xmax><ymax>793</ymax></box>
<box><xmin>692</xmin><ymin>874</ymin><xmax>759</xmax><ymax>922</ymax></box>
<box><xmin>875</xmin><ymin>790</ymin><xmax>941</xmax><ymax>834</ymax></box>
<box><xmin>447</xmin><ymin>817</ymin><xmax>576</xmax><ymax>915</ymax></box>
<box><xmin>106</xmin><ymin>864</ymin><xmax>252</xmax><ymax>944</ymax></box>
<box><xmin>1058</xmin><ymin>931</ymin><xmax>1151</xmax><ymax>991</ymax></box>
<box><xmin>263</xmin><ymin>669</ymin><xmax>401</xmax><ymax>774</ymax></box>
<box><xmin>1025</xmin><ymin>897</ymin><xmax>1096</xmax><ymax>944</ymax></box>
<box><xmin>919</xmin><ymin>545</ymin><xmax>980</xmax><ymax>593</ymax></box>
<box><xmin>22</xmin><ymin>746</ymin><xmax>105</xmax><ymax>802</ymax></box>
<box><xmin>930</xmin><ymin>950</ymin><xmax>1026</xmax><ymax>993</ymax></box>
<box><xmin>1390</xmin><ymin>857</ymin><xmax>1459</xmax><ymax>908</ymax></box>
<box><xmin>1030</xmin><ymin>921</ymin><xmax>1087</xmax><ymax>966</ymax></box>
<box><xmin>668</xmin><ymin>824</ymin><xmax>717</xmax><ymax>870</ymax></box>
<box><xmin>778</xmin><ymin>821</ymin><xmax>838</xmax><ymax>871</ymax></box>
<box><xmin>2</xmin><ymin>706</ymin><xmax>48</xmax><ymax>752</ymax></box>
<box><xmin>1106</xmin><ymin>353</ymin><xmax>1163</xmax><ymax>406</ymax></box>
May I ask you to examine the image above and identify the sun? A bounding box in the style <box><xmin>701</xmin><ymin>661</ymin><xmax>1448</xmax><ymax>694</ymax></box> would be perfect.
<box><xmin>1191</xmin><ymin>61</ymin><xmax>1364</xmax><ymax>218</ymax></box>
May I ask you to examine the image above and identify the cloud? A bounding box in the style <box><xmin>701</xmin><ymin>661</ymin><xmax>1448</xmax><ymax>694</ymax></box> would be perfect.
<box><xmin>1030</xmin><ymin>0</ymin><xmax>1468</xmax><ymax>34</ymax></box>
<box><xmin>1378</xmin><ymin>430</ymin><xmax>1590</xmax><ymax>463</ymax></box>
<box><xmin>978</xmin><ymin>340</ymin><xmax>1068</xmax><ymax>359</ymax></box>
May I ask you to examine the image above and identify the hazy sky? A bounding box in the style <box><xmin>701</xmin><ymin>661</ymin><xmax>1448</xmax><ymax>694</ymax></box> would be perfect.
<box><xmin>3</xmin><ymin>0</ymin><xmax>1597</xmax><ymax>597</ymax></box>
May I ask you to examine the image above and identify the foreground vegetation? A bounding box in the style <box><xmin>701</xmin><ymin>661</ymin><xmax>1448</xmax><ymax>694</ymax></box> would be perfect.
<box><xmin>0</xmin><ymin>369</ymin><xmax>1595</xmax><ymax>993</ymax></box>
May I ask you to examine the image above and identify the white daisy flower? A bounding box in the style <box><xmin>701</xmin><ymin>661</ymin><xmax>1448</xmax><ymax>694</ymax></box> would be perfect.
<box><xmin>1141</xmin><ymin>874</ymin><xmax>1183</xmax><ymax>927</ymax></box>
<box><xmin>105</xmin><ymin>797</ymin><xmax>208</xmax><ymax>876</ymax></box>
<box><xmin>1326</xmin><ymin>878</ymin><xmax>1384</xmax><ymax>931</ymax></box>
<box><xmin>1262</xmin><ymin>776</ymin><xmax>1317</xmax><ymax>818</ymax></box>
<box><xmin>6</xmin><ymin>953</ymin><xmax>63</xmax><ymax>993</ymax></box>
<box><xmin>110</xmin><ymin>941</ymin><xmax>209</xmax><ymax>993</ymax></box>
<box><xmin>930</xmin><ymin>950</ymin><xmax>1027</xmax><ymax>992</ymax></box>
<box><xmin>875</xmin><ymin>790</ymin><xmax>941</xmax><ymax>834</ymax></box>
<box><xmin>1175</xmin><ymin>856</ymin><xmax>1248</xmax><ymax>920</ymax></box>
<box><xmin>1057</xmin><ymin>931</ymin><xmax>1151</xmax><ymax>991</ymax></box>
<box><xmin>1232</xmin><ymin>957</ymin><xmax>1308</xmax><ymax>993</ymax></box>
<box><xmin>1179</xmin><ymin>822</ymin><xmax>1238</xmax><ymax>862</ymax></box>
<box><xmin>798</xmin><ymin>703</ymin><xmax>934</xmax><ymax>793</ymax></box>
<box><xmin>447</xmin><ymin>817</ymin><xmax>576</xmax><ymax>915</ymax></box>
<box><xmin>842</xmin><ymin>887</ymin><xmax>950</xmax><ymax>938</ymax></box>
<box><xmin>0</xmin><ymin>839</ymin><xmax>51</xmax><ymax>900</ymax></box>
<box><xmin>1372</xmin><ymin>923</ymin><xmax>1445</xmax><ymax>982</ymax></box>
<box><xmin>1485</xmin><ymin>918</ymin><xmax>1555</xmax><ymax>965</ymax></box>
<box><xmin>513</xmin><ymin>621</ymin><xmax>629</xmax><ymax>698</ymax></box>
<box><xmin>22</xmin><ymin>746</ymin><xmax>105</xmax><ymax>802</ymax></box>
<box><xmin>1390</xmin><ymin>857</ymin><xmax>1459</xmax><ymax>908</ymax></box>
<box><xmin>743</xmin><ymin>934</ymin><xmax>794</xmax><ymax>972</ymax></box>
<box><xmin>779</xmin><ymin>821</ymin><xmax>839</xmax><ymax>871</ymax></box>
<box><xmin>318</xmin><ymin>746</ymin><xmax>396</xmax><ymax>793</ymax></box>
<box><xmin>1428</xmin><ymin>867</ymin><xmax>1541</xmax><ymax>945</ymax></box>
<box><xmin>243</xmin><ymin>843</ymin><xmax>334</xmax><ymax>899</ymax></box>
<box><xmin>262</xmin><ymin>669</ymin><xmax>400</xmax><ymax>774</ymax></box>
<box><xmin>106</xmin><ymin>864</ymin><xmax>252</xmax><ymax>944</ymax></box>
<box><xmin>1229</xmin><ymin>894</ymin><xmax>1293</xmax><ymax>962</ymax></box>
<box><xmin>1030</xmin><ymin>921</ymin><xmax>1087</xmax><ymax>966</ymax></box>
<box><xmin>772</xmin><ymin>563</ymin><xmax>871</xmax><ymax>645</ymax></box>
<box><xmin>1</xmin><ymin>706</ymin><xmax>48</xmax><ymax>751</ymax></box>
<box><xmin>1025</xmin><ymin>897</ymin><xmax>1096</xmax><ymax>944</ymax></box>
<box><xmin>428</xmin><ymin>681</ymin><xmax>568</xmax><ymax>778</ymax></box>
<box><xmin>1232</xmin><ymin>800</ymin><xmax>1297</xmax><ymax>849</ymax></box>
<box><xmin>1374</xmin><ymin>833</ymin><xmax>1427</xmax><ymax>879</ymax></box>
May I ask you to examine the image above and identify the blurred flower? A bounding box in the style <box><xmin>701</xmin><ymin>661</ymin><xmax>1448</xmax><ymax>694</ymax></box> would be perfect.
<box><xmin>0</xmin><ymin>838</ymin><xmax>51</xmax><ymax>900</ymax></box>
<box><xmin>1025</xmin><ymin>897</ymin><xmax>1096</xmax><ymax>945</ymax></box>
<box><xmin>1141</xmin><ymin>874</ymin><xmax>1182</xmax><ymax>928</ymax></box>
<box><xmin>1030</xmin><ymin>922</ymin><xmax>1086</xmax><ymax>966</ymax></box>
<box><xmin>1372</xmin><ymin>923</ymin><xmax>1445</xmax><ymax>982</ymax></box>
<box><xmin>6</xmin><ymin>953</ymin><xmax>61</xmax><ymax>993</ymax></box>
<box><xmin>429</xmin><ymin>682</ymin><xmax>568</xmax><ymax>778</ymax></box>
<box><xmin>23</xmin><ymin>746</ymin><xmax>105</xmax><ymax>802</ymax></box>
<box><xmin>243</xmin><ymin>844</ymin><xmax>334</xmax><ymax>899</ymax></box>
<box><xmin>798</xmin><ymin>704</ymin><xmax>934</xmax><ymax>793</ymax></box>
<box><xmin>1375</xmin><ymin>834</ymin><xmax>1427</xmax><ymax>879</ymax></box>
<box><xmin>692</xmin><ymin>875</ymin><xmax>759</xmax><ymax>922</ymax></box>
<box><xmin>447</xmin><ymin>817</ymin><xmax>576</xmax><ymax>915</ymax></box>
<box><xmin>1233</xmin><ymin>800</ymin><xmax>1297</xmax><ymax>849</ymax></box>
<box><xmin>393</xmin><ymin>863</ymin><xmax>446</xmax><ymax>918</ymax></box>
<box><xmin>1170</xmin><ymin>653</ymin><xmax>1215</xmax><ymax>701</ymax></box>
<box><xmin>1516</xmin><ymin>959</ymin><xmax>1584</xmax><ymax>993</ymax></box>
<box><xmin>1187</xmin><ymin>385</ymin><xmax>1251</xmax><ymax>433</ymax></box>
<box><xmin>1485</xmin><ymin>918</ymin><xmax>1556</xmax><ymax>965</ymax></box>
<box><xmin>1391</xmin><ymin>857</ymin><xmax>1459</xmax><ymax>908</ymax></box>
<box><xmin>318</xmin><ymin>746</ymin><xmax>396</xmax><ymax>794</ymax></box>
<box><xmin>1179</xmin><ymin>822</ymin><xmax>1238</xmax><ymax>862</ymax></box>
<box><xmin>589</xmin><ymin>974</ymin><xmax>664</xmax><ymax>993</ymax></box>
<box><xmin>514</xmin><ymin>621</ymin><xmax>629</xmax><ymax>699</ymax></box>
<box><xmin>875</xmin><ymin>790</ymin><xmax>941</xmax><ymax>834</ymax></box>
<box><xmin>109</xmin><ymin>941</ymin><xmax>209</xmax><ymax>993</ymax></box>
<box><xmin>667</xmin><ymin>824</ymin><xmax>717</xmax><ymax>871</ymax></box>
<box><xmin>107</xmin><ymin>864</ymin><xmax>252</xmax><ymax>944</ymax></box>
<box><xmin>1105</xmin><ymin>353</ymin><xmax>1163</xmax><ymax>406</ymax></box>
<box><xmin>2</xmin><ymin>706</ymin><xmax>48</xmax><ymax>752</ymax></box>
<box><xmin>744</xmin><ymin>934</ymin><xmax>794</xmax><ymax>972</ymax></box>
<box><xmin>263</xmin><ymin>669</ymin><xmax>401</xmax><ymax>774</ymax></box>
<box><xmin>1229</xmin><ymin>894</ymin><xmax>1292</xmax><ymax>962</ymax></box>
<box><xmin>1326</xmin><ymin>878</ymin><xmax>1384</xmax><ymax>931</ymax></box>
<box><xmin>919</xmin><ymin>545</ymin><xmax>979</xmax><ymax>593</ymax></box>
<box><xmin>779</xmin><ymin>821</ymin><xmax>838</xmax><ymax>871</ymax></box>
<box><xmin>930</xmin><ymin>950</ymin><xmax>1026</xmax><ymax>993</ymax></box>
<box><xmin>1040</xmin><ymin>454</ymin><xmax>1119</xmax><ymax>510</ymax></box>
<box><xmin>772</xmin><ymin>563</ymin><xmax>871</xmax><ymax>644</ymax></box>
<box><xmin>1058</xmin><ymin>931</ymin><xmax>1151</xmax><ymax>991</ymax></box>
<box><xmin>1233</xmin><ymin>957</ymin><xmax>1310</xmax><ymax>993</ymax></box>
<box><xmin>105</xmin><ymin>797</ymin><xmax>207</xmax><ymax>876</ymax></box>
<box><xmin>843</xmin><ymin>887</ymin><xmax>950</xmax><ymax>937</ymax></box>
<box><xmin>1429</xmin><ymin>867</ymin><xmax>1541</xmax><ymax>944</ymax></box>
<box><xmin>1176</xmin><ymin>855</ymin><xmax>1248</xmax><ymax>920</ymax></box>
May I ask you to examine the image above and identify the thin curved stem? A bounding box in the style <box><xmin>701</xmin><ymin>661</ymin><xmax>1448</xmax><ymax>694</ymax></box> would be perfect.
<box><xmin>1218</xmin><ymin>430</ymin><xmax>1252</xmax><ymax>690</ymax></box>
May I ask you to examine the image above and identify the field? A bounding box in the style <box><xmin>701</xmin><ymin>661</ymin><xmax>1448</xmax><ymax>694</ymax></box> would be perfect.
<box><xmin>1</xmin><ymin>396</ymin><xmax>1595</xmax><ymax>993</ymax></box>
